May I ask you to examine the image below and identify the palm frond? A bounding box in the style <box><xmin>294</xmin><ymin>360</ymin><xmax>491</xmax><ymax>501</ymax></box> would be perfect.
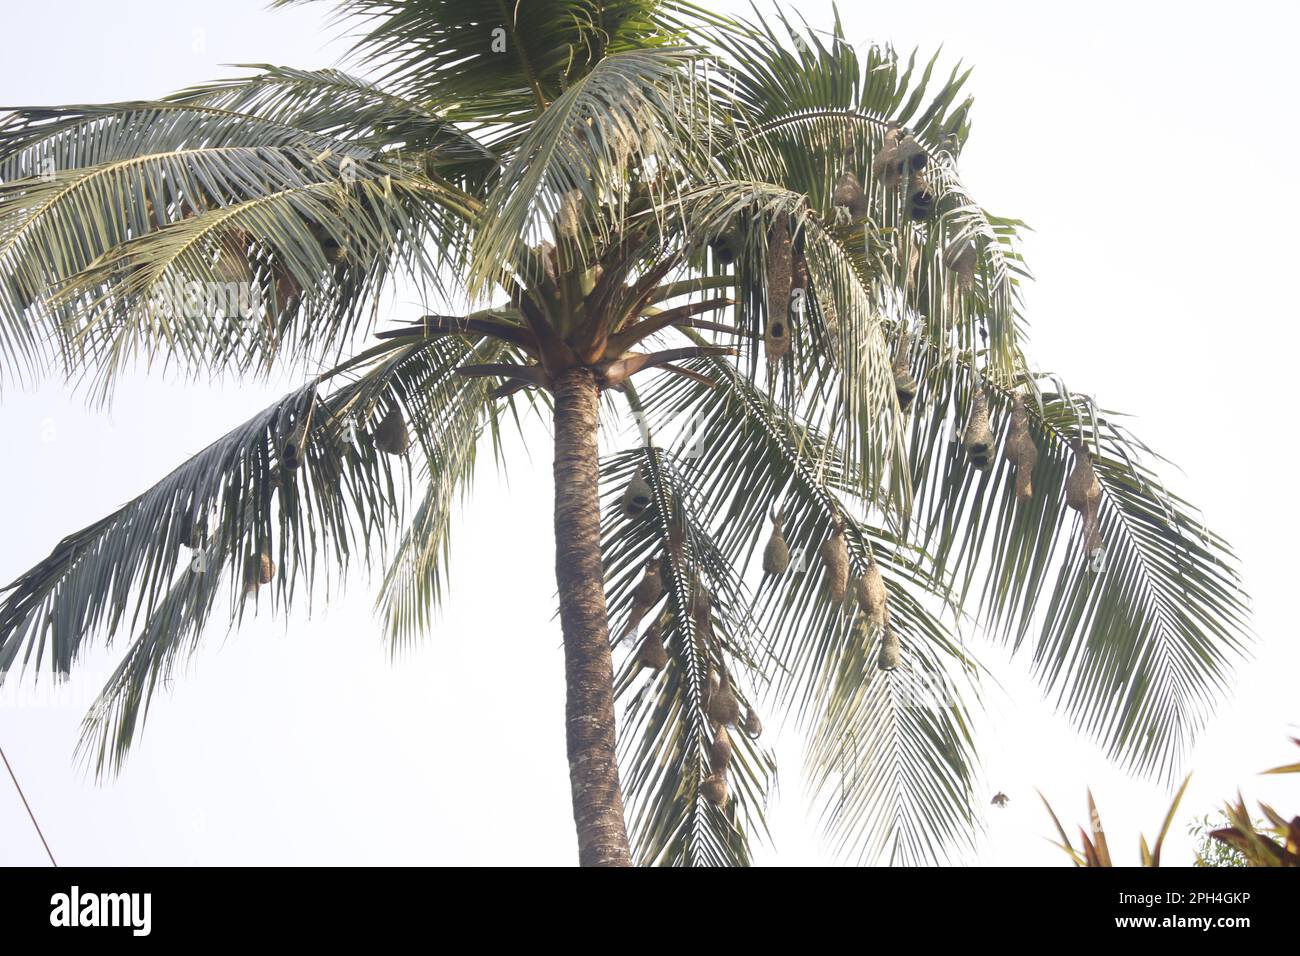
<box><xmin>657</xmin><ymin>183</ymin><xmax>902</xmax><ymax>504</ymax></box>
<box><xmin>276</xmin><ymin>0</ymin><xmax>682</xmax><ymax>120</ymax></box>
<box><xmin>1</xmin><ymin>335</ymin><xmax>509</xmax><ymax>772</ymax></box>
<box><xmin>703</xmin><ymin>12</ymin><xmax>1026</xmax><ymax>379</ymax></box>
<box><xmin>374</xmin><ymin>339</ymin><xmax>523</xmax><ymax>649</ymax></box>
<box><xmin>602</xmin><ymin>447</ymin><xmax>775</xmax><ymax>865</ymax></box>
<box><xmin>0</xmin><ymin>90</ymin><xmax>481</xmax><ymax>389</ymax></box>
<box><xmin>898</xmin><ymin>340</ymin><xmax>1250</xmax><ymax>780</ymax></box>
<box><xmin>469</xmin><ymin>46</ymin><xmax>721</xmax><ymax>296</ymax></box>
<box><xmin>627</xmin><ymin>353</ymin><xmax>982</xmax><ymax>862</ymax></box>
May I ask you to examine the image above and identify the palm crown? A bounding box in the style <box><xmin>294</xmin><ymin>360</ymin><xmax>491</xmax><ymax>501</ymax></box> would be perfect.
<box><xmin>0</xmin><ymin>0</ymin><xmax>1250</xmax><ymax>866</ymax></box>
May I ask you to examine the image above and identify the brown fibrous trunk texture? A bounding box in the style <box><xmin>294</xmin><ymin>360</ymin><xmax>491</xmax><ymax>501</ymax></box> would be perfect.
<box><xmin>552</xmin><ymin>367</ymin><xmax>633</xmax><ymax>867</ymax></box>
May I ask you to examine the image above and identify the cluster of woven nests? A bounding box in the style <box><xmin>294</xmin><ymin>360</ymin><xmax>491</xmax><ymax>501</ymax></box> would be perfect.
<box><xmin>619</xmin><ymin>551</ymin><xmax>764</xmax><ymax>808</ymax></box>
<box><xmin>754</xmin><ymin>389</ymin><xmax>1106</xmax><ymax>674</ymax></box>
<box><xmin>754</xmin><ymin>130</ymin><xmax>982</xmax><ymax>374</ymax></box>
<box><xmin>892</xmin><ymin>330</ymin><xmax>1105</xmax><ymax>568</ymax></box>
<box><xmin>699</xmin><ymin>665</ymin><xmax>764</xmax><ymax>808</ymax></box>
<box><xmin>765</xmin><ymin>511</ymin><xmax>900</xmax><ymax>673</ymax></box>
<box><xmin>830</xmin><ymin>126</ymin><xmax>935</xmax><ymax>226</ymax></box>
<box><xmin>962</xmin><ymin>389</ymin><xmax>1104</xmax><ymax>566</ymax></box>
<box><xmin>209</xmin><ymin>219</ymin><xmax>357</xmax><ymax>317</ymax></box>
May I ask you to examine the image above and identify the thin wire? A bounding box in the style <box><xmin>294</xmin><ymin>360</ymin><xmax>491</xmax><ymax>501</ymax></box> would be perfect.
<box><xmin>0</xmin><ymin>743</ymin><xmax>57</xmax><ymax>867</ymax></box>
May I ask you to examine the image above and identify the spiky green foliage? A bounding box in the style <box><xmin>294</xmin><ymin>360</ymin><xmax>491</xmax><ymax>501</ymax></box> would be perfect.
<box><xmin>0</xmin><ymin>1</ymin><xmax>1248</xmax><ymax>865</ymax></box>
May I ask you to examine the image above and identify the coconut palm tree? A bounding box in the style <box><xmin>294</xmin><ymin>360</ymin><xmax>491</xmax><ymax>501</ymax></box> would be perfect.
<box><xmin>0</xmin><ymin>1</ymin><xmax>1250</xmax><ymax>866</ymax></box>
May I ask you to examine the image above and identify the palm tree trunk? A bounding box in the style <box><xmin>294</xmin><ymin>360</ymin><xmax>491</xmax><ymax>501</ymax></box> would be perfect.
<box><xmin>551</xmin><ymin>366</ymin><xmax>632</xmax><ymax>866</ymax></box>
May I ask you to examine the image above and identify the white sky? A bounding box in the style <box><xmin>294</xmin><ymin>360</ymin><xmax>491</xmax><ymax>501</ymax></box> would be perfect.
<box><xmin>1</xmin><ymin>0</ymin><xmax>1296</xmax><ymax>866</ymax></box>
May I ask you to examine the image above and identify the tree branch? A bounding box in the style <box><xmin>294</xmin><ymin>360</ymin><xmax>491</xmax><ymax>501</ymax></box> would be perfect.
<box><xmin>375</xmin><ymin>314</ymin><xmax>540</xmax><ymax>354</ymax></box>
<box><xmin>606</xmin><ymin>297</ymin><xmax>733</xmax><ymax>354</ymax></box>
<box><xmin>598</xmin><ymin>346</ymin><xmax>736</xmax><ymax>388</ymax></box>
<box><xmin>455</xmin><ymin>362</ymin><xmax>551</xmax><ymax>390</ymax></box>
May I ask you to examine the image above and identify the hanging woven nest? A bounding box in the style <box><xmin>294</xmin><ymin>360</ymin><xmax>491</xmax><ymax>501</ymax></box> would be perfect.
<box><xmin>537</xmin><ymin>239</ymin><xmax>560</xmax><ymax>291</ymax></box>
<box><xmin>635</xmin><ymin>617</ymin><xmax>670</xmax><ymax>671</ymax></box>
<box><xmin>892</xmin><ymin>328</ymin><xmax>918</xmax><ymax>413</ymax></box>
<box><xmin>693</xmin><ymin>600</ymin><xmax>715</xmax><ymax>648</ymax></box>
<box><xmin>765</xmin><ymin>214</ymin><xmax>793</xmax><ymax>363</ymax></box>
<box><xmin>743</xmin><ymin>705</ymin><xmax>763</xmax><ymax>739</ymax></box>
<box><xmin>282</xmin><ymin>403</ymin><xmax>315</xmax><ymax>472</ymax></box>
<box><xmin>763</xmin><ymin>507</ymin><xmax>790</xmax><ymax>575</ymax></box>
<box><xmin>709</xmin><ymin>224</ymin><xmax>740</xmax><ymax>265</ymax></box>
<box><xmin>244</xmin><ymin>550</ymin><xmax>274</xmax><ymax>594</ymax></box>
<box><xmin>871</xmin><ymin>126</ymin><xmax>905</xmax><ymax>188</ymax></box>
<box><xmin>962</xmin><ymin>387</ymin><xmax>995</xmax><ymax>470</ymax></box>
<box><xmin>820</xmin><ymin>520</ymin><xmax>850</xmax><ymax>602</ymax></box>
<box><xmin>943</xmin><ymin>238</ymin><xmax>979</xmax><ymax>293</ymax></box>
<box><xmin>707</xmin><ymin>671</ymin><xmax>741</xmax><ymax>726</ymax></box>
<box><xmin>833</xmin><ymin>169</ymin><xmax>869</xmax><ymax>222</ymax></box>
<box><xmin>705</xmin><ymin>668</ymin><xmax>721</xmax><ymax>707</ymax></box>
<box><xmin>855</xmin><ymin>554</ymin><xmax>888</xmax><ymax>628</ymax></box>
<box><xmin>282</xmin><ymin>425</ymin><xmax>308</xmax><ymax>471</ymax></box>
<box><xmin>902</xmin><ymin>238</ymin><xmax>922</xmax><ymax>295</ymax></box>
<box><xmin>701</xmin><ymin>772</ymin><xmax>729</xmax><ymax>806</ymax></box>
<box><xmin>309</xmin><ymin>221</ymin><xmax>348</xmax><ymax>265</ymax></box>
<box><xmin>621</xmin><ymin>465</ymin><xmax>652</xmax><ymax>519</ymax></box>
<box><xmin>373</xmin><ymin>405</ymin><xmax>410</xmax><ymax>456</ymax></box>
<box><xmin>272</xmin><ymin>264</ymin><xmax>302</xmax><ymax>318</ymax></box>
<box><xmin>323</xmin><ymin>237</ymin><xmax>349</xmax><ymax>266</ymax></box>
<box><xmin>1067</xmin><ymin>439</ymin><xmax>1106</xmax><ymax>570</ymax></box>
<box><xmin>1065</xmin><ymin>438</ymin><xmax>1102</xmax><ymax>513</ymax></box>
<box><xmin>1003</xmin><ymin>394</ymin><xmax>1028</xmax><ymax>464</ymax></box>
<box><xmin>215</xmin><ymin>229</ymin><xmax>254</xmax><ymax>284</ymax></box>
<box><xmin>622</xmin><ymin>556</ymin><xmax>664</xmax><ymax>639</ymax></box>
<box><xmin>906</xmin><ymin>170</ymin><xmax>934</xmax><ymax>222</ymax></box>
<box><xmin>877</xmin><ymin>624</ymin><xmax>901</xmax><ymax>672</ymax></box>
<box><xmin>1003</xmin><ymin>394</ymin><xmax>1038</xmax><ymax>500</ymax></box>
<box><xmin>632</xmin><ymin>555</ymin><xmax>664</xmax><ymax>606</ymax></box>
<box><xmin>690</xmin><ymin>577</ymin><xmax>712</xmax><ymax>619</ymax></box>
<box><xmin>895</xmin><ymin>134</ymin><xmax>928</xmax><ymax>175</ymax></box>
<box><xmin>710</xmin><ymin>726</ymin><xmax>733</xmax><ymax>773</ymax></box>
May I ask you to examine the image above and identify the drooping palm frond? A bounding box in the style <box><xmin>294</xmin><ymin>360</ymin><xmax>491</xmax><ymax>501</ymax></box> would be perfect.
<box><xmin>1009</xmin><ymin>389</ymin><xmax>1249</xmax><ymax>781</ymax></box>
<box><xmin>0</xmin><ymin>333</ymin><xmax>520</xmax><ymax>773</ymax></box>
<box><xmin>806</xmin><ymin>623</ymin><xmax>981</xmax><ymax>864</ymax></box>
<box><xmin>51</xmin><ymin>169</ymin><xmax>453</xmax><ymax>394</ymax></box>
<box><xmin>166</xmin><ymin>64</ymin><xmax>499</xmax><ymax>167</ymax></box>
<box><xmin>374</xmin><ymin>337</ymin><xmax>529</xmax><ymax>649</ymax></box>
<box><xmin>629</xmin><ymin>351</ymin><xmax>982</xmax><ymax>862</ymax></box>
<box><xmin>0</xmin><ymin>98</ymin><xmax>370</xmax><ymax>179</ymax></box>
<box><xmin>888</xmin><ymin>331</ymin><xmax>1250</xmax><ymax>781</ymax></box>
<box><xmin>0</xmin><ymin>90</ymin><xmax>479</xmax><ymax>392</ymax></box>
<box><xmin>602</xmin><ymin>447</ymin><xmax>775</xmax><ymax>866</ymax></box>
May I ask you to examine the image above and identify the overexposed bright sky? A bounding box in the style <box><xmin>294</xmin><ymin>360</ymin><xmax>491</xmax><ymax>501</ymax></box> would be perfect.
<box><xmin>1</xmin><ymin>0</ymin><xmax>1296</xmax><ymax>866</ymax></box>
